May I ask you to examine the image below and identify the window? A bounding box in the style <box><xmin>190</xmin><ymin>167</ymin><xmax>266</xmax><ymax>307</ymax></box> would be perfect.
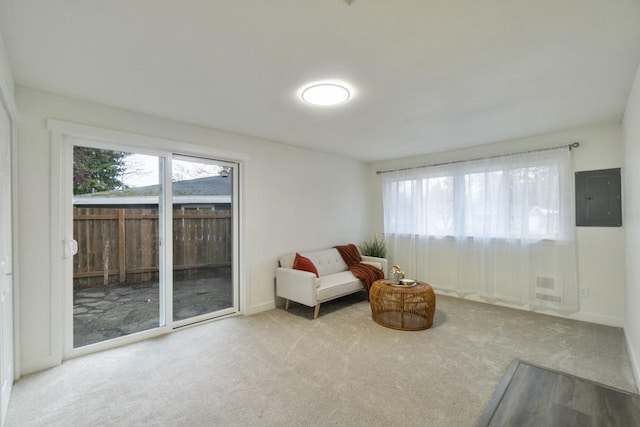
<box><xmin>380</xmin><ymin>147</ymin><xmax>578</xmax><ymax>313</ymax></box>
<box><xmin>383</xmin><ymin>148</ymin><xmax>572</xmax><ymax>241</ymax></box>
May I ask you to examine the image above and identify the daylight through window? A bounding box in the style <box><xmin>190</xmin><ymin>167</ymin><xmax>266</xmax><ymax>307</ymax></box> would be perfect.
<box><xmin>382</xmin><ymin>148</ymin><xmax>572</xmax><ymax>241</ymax></box>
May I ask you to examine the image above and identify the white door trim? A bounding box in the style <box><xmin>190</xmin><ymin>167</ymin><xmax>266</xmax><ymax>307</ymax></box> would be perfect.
<box><xmin>0</xmin><ymin>92</ymin><xmax>14</xmax><ymax>427</ymax></box>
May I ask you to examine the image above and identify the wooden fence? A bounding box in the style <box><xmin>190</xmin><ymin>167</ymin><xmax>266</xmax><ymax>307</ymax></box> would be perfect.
<box><xmin>73</xmin><ymin>207</ymin><xmax>232</xmax><ymax>287</ymax></box>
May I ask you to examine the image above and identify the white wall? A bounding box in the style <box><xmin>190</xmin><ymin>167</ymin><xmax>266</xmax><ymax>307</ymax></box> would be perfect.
<box><xmin>13</xmin><ymin>83</ymin><xmax>633</xmax><ymax>375</ymax></box>
<box><xmin>15</xmin><ymin>86</ymin><xmax>372</xmax><ymax>374</ymax></box>
<box><xmin>623</xmin><ymin>62</ymin><xmax>640</xmax><ymax>385</ymax></box>
<box><xmin>370</xmin><ymin>123</ymin><xmax>626</xmax><ymax>326</ymax></box>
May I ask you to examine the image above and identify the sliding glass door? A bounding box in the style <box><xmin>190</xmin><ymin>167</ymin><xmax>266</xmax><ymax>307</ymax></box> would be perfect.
<box><xmin>72</xmin><ymin>146</ymin><xmax>165</xmax><ymax>347</ymax></box>
<box><xmin>67</xmin><ymin>138</ymin><xmax>238</xmax><ymax>351</ymax></box>
<box><xmin>172</xmin><ymin>156</ymin><xmax>236</xmax><ymax>324</ymax></box>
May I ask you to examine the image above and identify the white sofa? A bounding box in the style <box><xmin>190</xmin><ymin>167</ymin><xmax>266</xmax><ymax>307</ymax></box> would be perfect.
<box><xmin>276</xmin><ymin>248</ymin><xmax>387</xmax><ymax>319</ymax></box>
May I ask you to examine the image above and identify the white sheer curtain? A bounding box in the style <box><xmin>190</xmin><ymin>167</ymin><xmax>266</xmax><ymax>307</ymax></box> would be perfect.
<box><xmin>382</xmin><ymin>147</ymin><xmax>578</xmax><ymax>314</ymax></box>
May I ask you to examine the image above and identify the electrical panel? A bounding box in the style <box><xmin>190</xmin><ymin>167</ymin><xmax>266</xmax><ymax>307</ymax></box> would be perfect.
<box><xmin>575</xmin><ymin>168</ymin><xmax>622</xmax><ymax>227</ymax></box>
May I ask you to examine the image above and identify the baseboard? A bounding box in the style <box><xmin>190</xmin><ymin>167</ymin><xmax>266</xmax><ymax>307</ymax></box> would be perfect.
<box><xmin>244</xmin><ymin>300</ymin><xmax>275</xmax><ymax>315</ymax></box>
<box><xmin>624</xmin><ymin>328</ymin><xmax>640</xmax><ymax>391</ymax></box>
<box><xmin>434</xmin><ymin>290</ymin><xmax>623</xmax><ymax>327</ymax></box>
<box><xmin>20</xmin><ymin>355</ymin><xmax>58</xmax><ymax>376</ymax></box>
<box><xmin>568</xmin><ymin>312</ymin><xmax>623</xmax><ymax>327</ymax></box>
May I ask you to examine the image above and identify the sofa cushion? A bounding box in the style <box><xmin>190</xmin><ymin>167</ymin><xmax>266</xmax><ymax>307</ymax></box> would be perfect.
<box><xmin>279</xmin><ymin>248</ymin><xmax>350</xmax><ymax>276</ymax></box>
<box><xmin>292</xmin><ymin>253</ymin><xmax>319</xmax><ymax>277</ymax></box>
<box><xmin>316</xmin><ymin>271</ymin><xmax>363</xmax><ymax>301</ymax></box>
<box><xmin>301</xmin><ymin>249</ymin><xmax>349</xmax><ymax>277</ymax></box>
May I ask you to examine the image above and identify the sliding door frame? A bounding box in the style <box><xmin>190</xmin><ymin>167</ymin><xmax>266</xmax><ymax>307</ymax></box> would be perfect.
<box><xmin>49</xmin><ymin>120</ymin><xmax>246</xmax><ymax>361</ymax></box>
<box><xmin>62</xmin><ymin>138</ymin><xmax>172</xmax><ymax>357</ymax></box>
<box><xmin>170</xmin><ymin>154</ymin><xmax>239</xmax><ymax>329</ymax></box>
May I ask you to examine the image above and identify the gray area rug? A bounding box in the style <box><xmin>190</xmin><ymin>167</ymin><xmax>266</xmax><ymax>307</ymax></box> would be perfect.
<box><xmin>476</xmin><ymin>359</ymin><xmax>640</xmax><ymax>426</ymax></box>
<box><xmin>7</xmin><ymin>294</ymin><xmax>638</xmax><ymax>426</ymax></box>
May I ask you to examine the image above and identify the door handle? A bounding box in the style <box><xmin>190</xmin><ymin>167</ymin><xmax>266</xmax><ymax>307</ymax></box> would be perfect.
<box><xmin>63</xmin><ymin>239</ymin><xmax>78</xmax><ymax>259</ymax></box>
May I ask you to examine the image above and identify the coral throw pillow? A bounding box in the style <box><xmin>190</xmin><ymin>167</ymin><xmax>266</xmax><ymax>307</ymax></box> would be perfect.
<box><xmin>292</xmin><ymin>253</ymin><xmax>319</xmax><ymax>277</ymax></box>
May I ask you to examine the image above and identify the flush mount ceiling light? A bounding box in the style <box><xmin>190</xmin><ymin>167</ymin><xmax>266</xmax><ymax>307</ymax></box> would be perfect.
<box><xmin>301</xmin><ymin>83</ymin><xmax>351</xmax><ymax>106</ymax></box>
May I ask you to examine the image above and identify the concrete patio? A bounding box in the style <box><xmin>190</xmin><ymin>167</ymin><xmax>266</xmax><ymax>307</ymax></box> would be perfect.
<box><xmin>73</xmin><ymin>267</ymin><xmax>233</xmax><ymax>347</ymax></box>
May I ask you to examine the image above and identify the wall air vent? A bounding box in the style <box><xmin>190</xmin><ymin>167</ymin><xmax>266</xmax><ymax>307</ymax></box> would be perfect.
<box><xmin>535</xmin><ymin>276</ymin><xmax>563</xmax><ymax>304</ymax></box>
<box><xmin>535</xmin><ymin>293</ymin><xmax>563</xmax><ymax>304</ymax></box>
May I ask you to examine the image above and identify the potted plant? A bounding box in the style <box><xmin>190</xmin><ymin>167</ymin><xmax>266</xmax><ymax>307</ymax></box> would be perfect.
<box><xmin>359</xmin><ymin>235</ymin><xmax>386</xmax><ymax>258</ymax></box>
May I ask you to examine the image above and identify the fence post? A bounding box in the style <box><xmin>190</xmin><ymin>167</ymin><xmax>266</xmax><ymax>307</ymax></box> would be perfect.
<box><xmin>119</xmin><ymin>209</ymin><xmax>126</xmax><ymax>283</ymax></box>
<box><xmin>103</xmin><ymin>239</ymin><xmax>109</xmax><ymax>285</ymax></box>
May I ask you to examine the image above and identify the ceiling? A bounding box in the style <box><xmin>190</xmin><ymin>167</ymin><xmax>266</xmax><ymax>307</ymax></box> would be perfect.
<box><xmin>1</xmin><ymin>0</ymin><xmax>640</xmax><ymax>162</ymax></box>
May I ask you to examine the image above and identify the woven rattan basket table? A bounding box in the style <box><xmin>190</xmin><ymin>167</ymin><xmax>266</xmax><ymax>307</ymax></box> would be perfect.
<box><xmin>369</xmin><ymin>280</ymin><xmax>436</xmax><ymax>330</ymax></box>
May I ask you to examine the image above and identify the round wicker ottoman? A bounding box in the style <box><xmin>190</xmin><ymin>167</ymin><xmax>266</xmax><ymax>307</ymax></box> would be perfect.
<box><xmin>369</xmin><ymin>280</ymin><xmax>436</xmax><ymax>330</ymax></box>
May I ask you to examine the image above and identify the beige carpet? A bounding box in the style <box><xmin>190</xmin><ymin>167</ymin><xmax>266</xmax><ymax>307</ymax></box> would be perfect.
<box><xmin>6</xmin><ymin>294</ymin><xmax>637</xmax><ymax>426</ymax></box>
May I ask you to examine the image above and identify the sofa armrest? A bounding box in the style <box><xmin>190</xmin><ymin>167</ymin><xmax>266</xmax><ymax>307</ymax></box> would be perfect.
<box><xmin>361</xmin><ymin>256</ymin><xmax>388</xmax><ymax>278</ymax></box>
<box><xmin>276</xmin><ymin>267</ymin><xmax>319</xmax><ymax>307</ymax></box>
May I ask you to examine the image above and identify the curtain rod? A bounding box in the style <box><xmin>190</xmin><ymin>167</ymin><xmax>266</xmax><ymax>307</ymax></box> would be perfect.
<box><xmin>376</xmin><ymin>142</ymin><xmax>580</xmax><ymax>175</ymax></box>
